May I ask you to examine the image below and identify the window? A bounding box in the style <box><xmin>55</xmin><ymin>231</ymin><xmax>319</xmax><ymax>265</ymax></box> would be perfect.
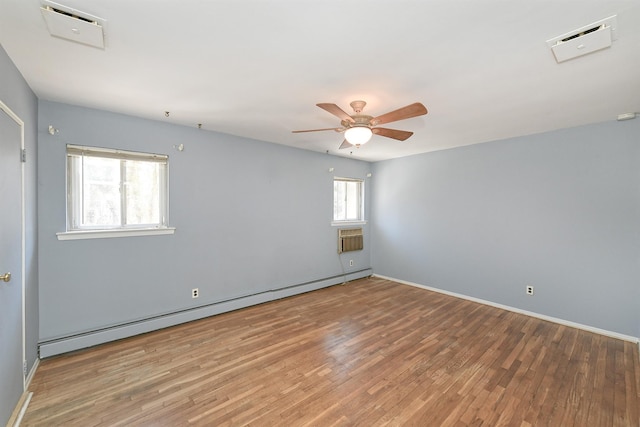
<box><xmin>66</xmin><ymin>145</ymin><xmax>169</xmax><ymax>233</ymax></box>
<box><xmin>333</xmin><ymin>177</ymin><xmax>364</xmax><ymax>223</ymax></box>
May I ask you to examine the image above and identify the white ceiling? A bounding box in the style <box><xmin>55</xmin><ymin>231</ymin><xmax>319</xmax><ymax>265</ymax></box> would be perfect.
<box><xmin>1</xmin><ymin>1</ymin><xmax>639</xmax><ymax>162</ymax></box>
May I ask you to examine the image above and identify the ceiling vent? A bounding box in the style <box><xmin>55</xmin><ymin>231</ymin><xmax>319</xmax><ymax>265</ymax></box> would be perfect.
<box><xmin>546</xmin><ymin>15</ymin><xmax>617</xmax><ymax>63</ymax></box>
<box><xmin>40</xmin><ymin>1</ymin><xmax>106</xmax><ymax>49</ymax></box>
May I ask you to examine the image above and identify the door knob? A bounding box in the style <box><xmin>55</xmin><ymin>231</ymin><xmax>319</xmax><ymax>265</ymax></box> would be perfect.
<box><xmin>0</xmin><ymin>272</ymin><xmax>11</xmax><ymax>282</ymax></box>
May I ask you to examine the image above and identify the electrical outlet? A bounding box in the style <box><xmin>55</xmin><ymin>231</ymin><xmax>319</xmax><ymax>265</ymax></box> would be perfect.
<box><xmin>526</xmin><ymin>285</ymin><xmax>534</xmax><ymax>296</ymax></box>
<box><xmin>349</xmin><ymin>260</ymin><xmax>354</xmax><ymax>267</ymax></box>
<box><xmin>192</xmin><ymin>288</ymin><xmax>199</xmax><ymax>298</ymax></box>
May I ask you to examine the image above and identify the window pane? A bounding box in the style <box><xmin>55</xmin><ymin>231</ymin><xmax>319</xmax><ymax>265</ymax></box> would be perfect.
<box><xmin>345</xmin><ymin>181</ymin><xmax>359</xmax><ymax>219</ymax></box>
<box><xmin>124</xmin><ymin>160</ymin><xmax>161</xmax><ymax>225</ymax></box>
<box><xmin>334</xmin><ymin>181</ymin><xmax>346</xmax><ymax>220</ymax></box>
<box><xmin>333</xmin><ymin>178</ymin><xmax>363</xmax><ymax>222</ymax></box>
<box><xmin>81</xmin><ymin>157</ymin><xmax>121</xmax><ymax>226</ymax></box>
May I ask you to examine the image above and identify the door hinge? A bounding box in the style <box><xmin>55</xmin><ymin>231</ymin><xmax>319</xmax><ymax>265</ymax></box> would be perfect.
<box><xmin>21</xmin><ymin>148</ymin><xmax>27</xmax><ymax>163</ymax></box>
<box><xmin>23</xmin><ymin>360</ymin><xmax>27</xmax><ymax>375</ymax></box>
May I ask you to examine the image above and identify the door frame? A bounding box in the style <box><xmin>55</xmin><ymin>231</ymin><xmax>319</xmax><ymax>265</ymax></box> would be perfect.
<box><xmin>0</xmin><ymin>98</ymin><xmax>26</xmax><ymax>390</ymax></box>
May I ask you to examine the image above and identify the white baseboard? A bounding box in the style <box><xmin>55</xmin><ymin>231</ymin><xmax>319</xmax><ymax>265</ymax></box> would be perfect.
<box><xmin>13</xmin><ymin>392</ymin><xmax>32</xmax><ymax>427</ymax></box>
<box><xmin>25</xmin><ymin>358</ymin><xmax>39</xmax><ymax>390</ymax></box>
<box><xmin>373</xmin><ymin>274</ymin><xmax>639</xmax><ymax>344</ymax></box>
<box><xmin>8</xmin><ymin>358</ymin><xmax>39</xmax><ymax>426</ymax></box>
<box><xmin>8</xmin><ymin>391</ymin><xmax>32</xmax><ymax>427</ymax></box>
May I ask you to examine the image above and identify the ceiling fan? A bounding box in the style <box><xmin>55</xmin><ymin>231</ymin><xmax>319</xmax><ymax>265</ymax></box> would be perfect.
<box><xmin>292</xmin><ymin>100</ymin><xmax>428</xmax><ymax>149</ymax></box>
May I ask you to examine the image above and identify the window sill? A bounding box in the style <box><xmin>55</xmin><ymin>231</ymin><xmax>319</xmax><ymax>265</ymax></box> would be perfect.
<box><xmin>331</xmin><ymin>220</ymin><xmax>367</xmax><ymax>227</ymax></box>
<box><xmin>57</xmin><ymin>227</ymin><xmax>176</xmax><ymax>241</ymax></box>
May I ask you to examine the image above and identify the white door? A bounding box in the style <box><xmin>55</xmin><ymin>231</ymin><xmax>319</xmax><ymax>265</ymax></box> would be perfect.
<box><xmin>0</xmin><ymin>101</ymin><xmax>25</xmax><ymax>425</ymax></box>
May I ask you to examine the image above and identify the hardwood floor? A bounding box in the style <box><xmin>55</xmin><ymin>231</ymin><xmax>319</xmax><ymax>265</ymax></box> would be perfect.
<box><xmin>22</xmin><ymin>277</ymin><xmax>640</xmax><ymax>426</ymax></box>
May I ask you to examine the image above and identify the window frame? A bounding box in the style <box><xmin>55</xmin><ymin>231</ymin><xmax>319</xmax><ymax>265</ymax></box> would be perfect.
<box><xmin>332</xmin><ymin>177</ymin><xmax>366</xmax><ymax>226</ymax></box>
<box><xmin>58</xmin><ymin>144</ymin><xmax>175</xmax><ymax>240</ymax></box>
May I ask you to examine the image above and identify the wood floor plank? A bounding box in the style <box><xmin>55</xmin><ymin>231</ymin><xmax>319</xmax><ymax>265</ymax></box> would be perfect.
<box><xmin>21</xmin><ymin>277</ymin><xmax>640</xmax><ymax>426</ymax></box>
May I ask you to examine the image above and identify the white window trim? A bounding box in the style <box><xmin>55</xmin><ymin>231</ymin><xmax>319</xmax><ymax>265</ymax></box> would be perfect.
<box><xmin>57</xmin><ymin>227</ymin><xmax>175</xmax><ymax>241</ymax></box>
<box><xmin>331</xmin><ymin>220</ymin><xmax>367</xmax><ymax>227</ymax></box>
<box><xmin>64</xmin><ymin>144</ymin><xmax>172</xmax><ymax>236</ymax></box>
<box><xmin>332</xmin><ymin>176</ymin><xmax>365</xmax><ymax>225</ymax></box>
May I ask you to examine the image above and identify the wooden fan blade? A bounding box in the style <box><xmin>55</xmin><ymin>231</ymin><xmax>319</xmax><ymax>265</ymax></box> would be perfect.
<box><xmin>370</xmin><ymin>102</ymin><xmax>427</xmax><ymax>126</ymax></box>
<box><xmin>372</xmin><ymin>127</ymin><xmax>414</xmax><ymax>141</ymax></box>
<box><xmin>339</xmin><ymin>140</ymin><xmax>353</xmax><ymax>149</ymax></box>
<box><xmin>292</xmin><ymin>127</ymin><xmax>343</xmax><ymax>133</ymax></box>
<box><xmin>317</xmin><ymin>103</ymin><xmax>355</xmax><ymax>123</ymax></box>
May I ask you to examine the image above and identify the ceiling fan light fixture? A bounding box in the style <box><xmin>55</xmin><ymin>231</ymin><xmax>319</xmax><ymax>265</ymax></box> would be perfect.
<box><xmin>292</xmin><ymin>100</ymin><xmax>428</xmax><ymax>150</ymax></box>
<box><xmin>344</xmin><ymin>126</ymin><xmax>372</xmax><ymax>145</ymax></box>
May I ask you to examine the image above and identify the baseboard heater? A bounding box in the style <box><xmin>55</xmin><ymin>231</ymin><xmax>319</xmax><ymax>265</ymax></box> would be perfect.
<box><xmin>38</xmin><ymin>268</ymin><xmax>372</xmax><ymax>358</ymax></box>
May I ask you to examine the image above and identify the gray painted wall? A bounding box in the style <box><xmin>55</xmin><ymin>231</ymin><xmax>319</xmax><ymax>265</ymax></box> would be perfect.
<box><xmin>0</xmin><ymin>44</ymin><xmax>39</xmax><ymax>423</ymax></box>
<box><xmin>38</xmin><ymin>101</ymin><xmax>371</xmax><ymax>344</ymax></box>
<box><xmin>371</xmin><ymin>120</ymin><xmax>640</xmax><ymax>338</ymax></box>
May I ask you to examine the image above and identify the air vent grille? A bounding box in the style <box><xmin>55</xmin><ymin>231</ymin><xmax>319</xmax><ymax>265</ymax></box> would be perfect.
<box><xmin>560</xmin><ymin>25</ymin><xmax>603</xmax><ymax>43</ymax></box>
<box><xmin>45</xmin><ymin>6</ymin><xmax>96</xmax><ymax>24</ymax></box>
<box><xmin>546</xmin><ymin>16</ymin><xmax>617</xmax><ymax>63</ymax></box>
<box><xmin>40</xmin><ymin>1</ymin><xmax>106</xmax><ymax>49</ymax></box>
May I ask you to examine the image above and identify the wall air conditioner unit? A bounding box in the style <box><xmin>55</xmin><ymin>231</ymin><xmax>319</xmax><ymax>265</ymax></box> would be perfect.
<box><xmin>338</xmin><ymin>228</ymin><xmax>363</xmax><ymax>253</ymax></box>
<box><xmin>546</xmin><ymin>16</ymin><xmax>617</xmax><ymax>63</ymax></box>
